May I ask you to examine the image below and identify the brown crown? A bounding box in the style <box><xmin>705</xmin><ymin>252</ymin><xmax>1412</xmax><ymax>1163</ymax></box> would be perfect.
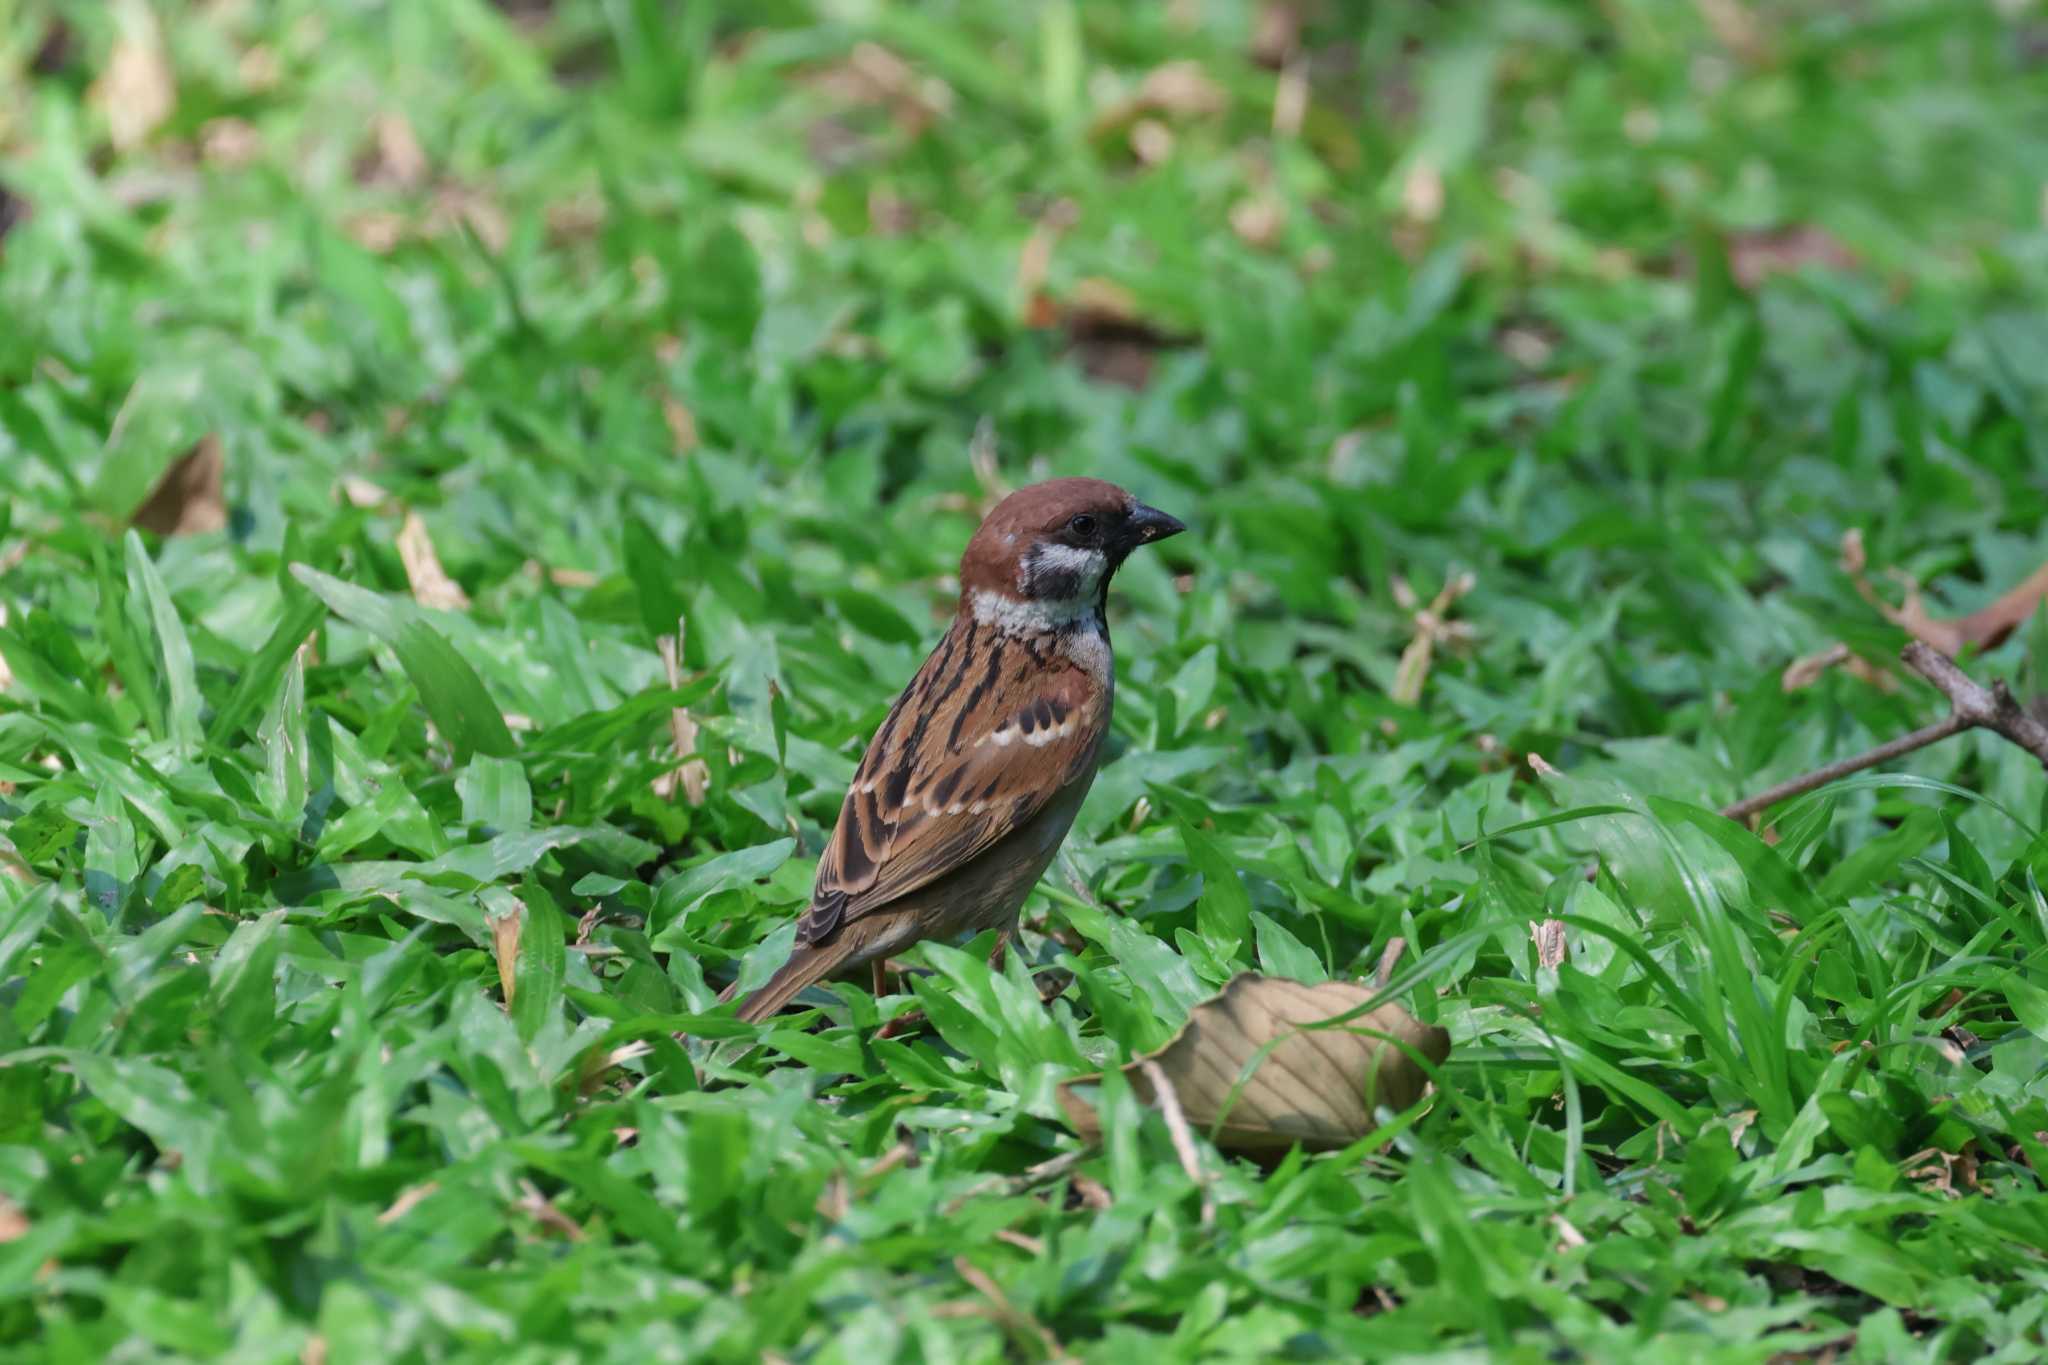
<box><xmin>956</xmin><ymin>478</ymin><xmax>1137</xmax><ymax>597</ymax></box>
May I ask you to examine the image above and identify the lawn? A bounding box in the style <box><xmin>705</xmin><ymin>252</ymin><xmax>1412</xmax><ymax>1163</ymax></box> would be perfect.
<box><xmin>4</xmin><ymin>0</ymin><xmax>2048</xmax><ymax>1359</ymax></box>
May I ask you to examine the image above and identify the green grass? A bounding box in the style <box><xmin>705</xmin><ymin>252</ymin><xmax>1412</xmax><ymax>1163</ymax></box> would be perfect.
<box><xmin>5</xmin><ymin>0</ymin><xmax>2048</xmax><ymax>1358</ymax></box>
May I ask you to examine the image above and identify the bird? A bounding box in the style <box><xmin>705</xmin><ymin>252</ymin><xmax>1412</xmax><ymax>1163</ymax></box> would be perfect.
<box><xmin>728</xmin><ymin>477</ymin><xmax>1185</xmax><ymax>1024</ymax></box>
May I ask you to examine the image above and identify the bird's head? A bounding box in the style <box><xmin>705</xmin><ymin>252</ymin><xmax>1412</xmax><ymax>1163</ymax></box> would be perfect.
<box><xmin>958</xmin><ymin>477</ymin><xmax>1185</xmax><ymax>629</ymax></box>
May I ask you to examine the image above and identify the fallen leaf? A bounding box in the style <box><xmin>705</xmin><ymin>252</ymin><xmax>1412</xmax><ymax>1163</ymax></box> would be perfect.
<box><xmin>1727</xmin><ymin>224</ymin><xmax>1854</xmax><ymax>290</ymax></box>
<box><xmin>660</xmin><ymin>393</ymin><xmax>699</xmax><ymax>454</ymax></box>
<box><xmin>805</xmin><ymin>43</ymin><xmax>955</xmax><ymax>136</ymax></box>
<box><xmin>1128</xmin><ymin>118</ymin><xmax>1173</xmax><ymax>165</ymax></box>
<box><xmin>1843</xmin><ymin>529</ymin><xmax>2048</xmax><ymax>655</ymax></box>
<box><xmin>199</xmin><ymin>117</ymin><xmax>262</xmax><ymax>169</ymax></box>
<box><xmin>1057</xmin><ymin>974</ymin><xmax>1451</xmax><ymax>1154</ymax></box>
<box><xmin>1694</xmin><ymin>0</ymin><xmax>1773</xmax><ymax>66</ymax></box>
<box><xmin>90</xmin><ymin>0</ymin><xmax>177</xmax><ymax>152</ymax></box>
<box><xmin>1532</xmin><ymin>919</ymin><xmax>1568</xmax><ymax>970</ymax></box>
<box><xmin>516</xmin><ymin>1179</ymin><xmax>587</xmax><ymax>1240</ymax></box>
<box><xmin>652</xmin><ymin>632</ymin><xmax>708</xmax><ymax>805</ymax></box>
<box><xmin>375</xmin><ymin>1182</ymin><xmax>439</xmax><ymax>1224</ymax></box>
<box><xmin>1015</xmin><ymin>198</ymin><xmax>1079</xmax><ymax>326</ymax></box>
<box><xmin>1781</xmin><ymin>642</ymin><xmax>1851</xmax><ymax>692</ymax></box>
<box><xmin>1391</xmin><ymin>571</ymin><xmax>1475</xmax><ymax>704</ymax></box>
<box><xmin>1229</xmin><ymin>195</ymin><xmax>1287</xmax><ymax>249</ymax></box>
<box><xmin>1093</xmin><ymin>60</ymin><xmax>1228</xmax><ymax>136</ymax></box>
<box><xmin>0</xmin><ymin>1194</ymin><xmax>26</xmax><ymax>1242</ymax></box>
<box><xmin>490</xmin><ymin>903</ymin><xmax>523</xmax><ymax>1008</ymax></box>
<box><xmin>396</xmin><ymin>512</ymin><xmax>470</xmax><ymax>610</ymax></box>
<box><xmin>1250</xmin><ymin>1</ymin><xmax>1303</xmax><ymax>67</ymax></box>
<box><xmin>356</xmin><ymin>112</ymin><xmax>429</xmax><ymax>189</ymax></box>
<box><xmin>339</xmin><ymin>476</ymin><xmax>393</xmax><ymax>511</ymax></box>
<box><xmin>131</xmin><ymin>436</ymin><xmax>227</xmax><ymax>537</ymax></box>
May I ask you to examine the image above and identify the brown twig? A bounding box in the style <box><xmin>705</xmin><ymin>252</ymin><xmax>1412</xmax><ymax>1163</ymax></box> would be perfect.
<box><xmin>1720</xmin><ymin>641</ymin><xmax>2048</xmax><ymax>823</ymax></box>
<box><xmin>1138</xmin><ymin>1057</ymin><xmax>1215</xmax><ymax>1228</ymax></box>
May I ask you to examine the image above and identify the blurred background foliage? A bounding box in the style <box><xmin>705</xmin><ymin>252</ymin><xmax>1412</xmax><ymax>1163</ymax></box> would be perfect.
<box><xmin>3</xmin><ymin>0</ymin><xmax>2048</xmax><ymax>1359</ymax></box>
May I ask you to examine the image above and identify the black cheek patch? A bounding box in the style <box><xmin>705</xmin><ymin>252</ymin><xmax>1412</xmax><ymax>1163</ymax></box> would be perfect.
<box><xmin>1033</xmin><ymin>568</ymin><xmax>1083</xmax><ymax>600</ymax></box>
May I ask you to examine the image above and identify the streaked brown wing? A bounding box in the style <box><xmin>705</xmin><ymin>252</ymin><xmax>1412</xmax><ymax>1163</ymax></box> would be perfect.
<box><xmin>800</xmin><ymin>617</ymin><xmax>1104</xmax><ymax>941</ymax></box>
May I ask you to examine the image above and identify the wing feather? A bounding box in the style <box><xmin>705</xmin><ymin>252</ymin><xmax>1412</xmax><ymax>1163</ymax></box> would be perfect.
<box><xmin>798</xmin><ymin>616</ymin><xmax>1104</xmax><ymax>942</ymax></box>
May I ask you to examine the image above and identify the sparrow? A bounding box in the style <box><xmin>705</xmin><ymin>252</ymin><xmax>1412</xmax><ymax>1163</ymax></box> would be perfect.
<box><xmin>729</xmin><ymin>477</ymin><xmax>1185</xmax><ymax>1024</ymax></box>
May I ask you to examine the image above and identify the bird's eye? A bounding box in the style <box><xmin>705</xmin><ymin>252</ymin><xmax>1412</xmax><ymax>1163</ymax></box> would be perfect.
<box><xmin>1067</xmin><ymin>514</ymin><xmax>1097</xmax><ymax>538</ymax></box>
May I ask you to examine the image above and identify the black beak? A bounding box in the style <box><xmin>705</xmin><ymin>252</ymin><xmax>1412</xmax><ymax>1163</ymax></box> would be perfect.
<box><xmin>1126</xmin><ymin>502</ymin><xmax>1186</xmax><ymax>546</ymax></box>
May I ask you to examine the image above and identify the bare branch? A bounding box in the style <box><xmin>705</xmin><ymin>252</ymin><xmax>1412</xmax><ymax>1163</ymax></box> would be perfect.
<box><xmin>1900</xmin><ymin>641</ymin><xmax>2048</xmax><ymax>764</ymax></box>
<box><xmin>1721</xmin><ymin>642</ymin><xmax>2048</xmax><ymax>823</ymax></box>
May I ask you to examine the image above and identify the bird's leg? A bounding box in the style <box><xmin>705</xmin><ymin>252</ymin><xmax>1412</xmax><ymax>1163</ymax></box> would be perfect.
<box><xmin>986</xmin><ymin>927</ymin><xmax>1012</xmax><ymax>976</ymax></box>
<box><xmin>871</xmin><ymin>959</ymin><xmax>889</xmax><ymax>1000</ymax></box>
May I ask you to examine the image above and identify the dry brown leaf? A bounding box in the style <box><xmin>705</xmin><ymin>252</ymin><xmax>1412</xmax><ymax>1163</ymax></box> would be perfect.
<box><xmin>1532</xmin><ymin>919</ymin><xmax>1568</xmax><ymax>970</ymax></box>
<box><xmin>1693</xmin><ymin>0</ymin><xmax>1772</xmax><ymax>66</ymax></box>
<box><xmin>806</xmin><ymin>43</ymin><xmax>955</xmax><ymax>136</ymax></box>
<box><xmin>1391</xmin><ymin>571</ymin><xmax>1475</xmax><ymax>705</ymax></box>
<box><xmin>652</xmin><ymin>632</ymin><xmax>708</xmax><ymax>805</ymax></box>
<box><xmin>1057</xmin><ymin>974</ymin><xmax>1451</xmax><ymax>1154</ymax></box>
<box><xmin>1229</xmin><ymin>196</ymin><xmax>1287</xmax><ymax>249</ymax></box>
<box><xmin>1272</xmin><ymin>61</ymin><xmax>1309</xmax><ymax>139</ymax></box>
<box><xmin>1781</xmin><ymin>642</ymin><xmax>1851</xmax><ymax>692</ymax></box>
<box><xmin>131</xmin><ymin>436</ymin><xmax>227</xmax><ymax>537</ymax></box>
<box><xmin>1843</xmin><ymin>529</ymin><xmax>2048</xmax><ymax>655</ymax></box>
<box><xmin>1727</xmin><ymin>224</ymin><xmax>1854</xmax><ymax>290</ymax></box>
<box><xmin>91</xmin><ymin>0</ymin><xmax>177</xmax><ymax>152</ymax></box>
<box><xmin>396</xmin><ymin>512</ymin><xmax>470</xmax><ymax>610</ymax></box>
<box><xmin>0</xmin><ymin>603</ymin><xmax>12</xmax><ymax>696</ymax></box>
<box><xmin>1015</xmin><ymin>198</ymin><xmax>1079</xmax><ymax>326</ymax></box>
<box><xmin>660</xmin><ymin>393</ymin><xmax>699</xmax><ymax>454</ymax></box>
<box><xmin>0</xmin><ymin>1194</ymin><xmax>27</xmax><ymax>1243</ymax></box>
<box><xmin>1250</xmin><ymin>1</ymin><xmax>1303</xmax><ymax>67</ymax></box>
<box><xmin>1128</xmin><ymin>118</ymin><xmax>1174</xmax><ymax>165</ymax></box>
<box><xmin>375</xmin><ymin>1182</ymin><xmax>439</xmax><ymax>1225</ymax></box>
<box><xmin>1089</xmin><ymin>59</ymin><xmax>1227</xmax><ymax>147</ymax></box>
<box><xmin>1138</xmin><ymin>61</ymin><xmax>1227</xmax><ymax>118</ymax></box>
<box><xmin>339</xmin><ymin>476</ymin><xmax>393</xmax><ymax>511</ymax></box>
<box><xmin>490</xmin><ymin>904</ymin><xmax>523</xmax><ymax>1009</ymax></box>
<box><xmin>357</xmin><ymin>112</ymin><xmax>429</xmax><ymax>190</ymax></box>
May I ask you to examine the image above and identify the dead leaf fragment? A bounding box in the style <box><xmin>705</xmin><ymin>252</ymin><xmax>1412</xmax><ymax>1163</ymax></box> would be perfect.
<box><xmin>1781</xmin><ymin>642</ymin><xmax>1851</xmax><ymax>692</ymax></box>
<box><xmin>396</xmin><ymin>512</ymin><xmax>470</xmax><ymax>610</ymax></box>
<box><xmin>375</xmin><ymin>1182</ymin><xmax>439</xmax><ymax>1224</ymax></box>
<box><xmin>652</xmin><ymin>631</ymin><xmax>708</xmax><ymax>805</ymax></box>
<box><xmin>357</xmin><ymin>112</ymin><xmax>429</xmax><ymax>189</ymax></box>
<box><xmin>91</xmin><ymin>1</ymin><xmax>177</xmax><ymax>152</ymax></box>
<box><xmin>0</xmin><ymin>1194</ymin><xmax>27</xmax><ymax>1242</ymax></box>
<box><xmin>1532</xmin><ymin>919</ymin><xmax>1568</xmax><ymax>970</ymax></box>
<box><xmin>199</xmin><ymin>118</ymin><xmax>262</xmax><ymax>169</ymax></box>
<box><xmin>1843</xmin><ymin>529</ymin><xmax>2048</xmax><ymax>655</ymax></box>
<box><xmin>1229</xmin><ymin>195</ymin><xmax>1286</xmax><ymax>249</ymax></box>
<box><xmin>1057</xmin><ymin>974</ymin><xmax>1451</xmax><ymax>1154</ymax></box>
<box><xmin>131</xmin><ymin>436</ymin><xmax>227</xmax><ymax>537</ymax></box>
<box><xmin>1391</xmin><ymin>571</ymin><xmax>1475</xmax><ymax>704</ymax></box>
<box><xmin>490</xmin><ymin>904</ymin><xmax>523</xmax><ymax>1008</ymax></box>
<box><xmin>806</xmin><ymin>43</ymin><xmax>955</xmax><ymax>136</ymax></box>
<box><xmin>1727</xmin><ymin>224</ymin><xmax>1854</xmax><ymax>290</ymax></box>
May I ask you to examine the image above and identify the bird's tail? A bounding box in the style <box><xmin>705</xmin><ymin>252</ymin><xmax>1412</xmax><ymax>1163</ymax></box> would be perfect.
<box><xmin>726</xmin><ymin>936</ymin><xmax>859</xmax><ymax>1025</ymax></box>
